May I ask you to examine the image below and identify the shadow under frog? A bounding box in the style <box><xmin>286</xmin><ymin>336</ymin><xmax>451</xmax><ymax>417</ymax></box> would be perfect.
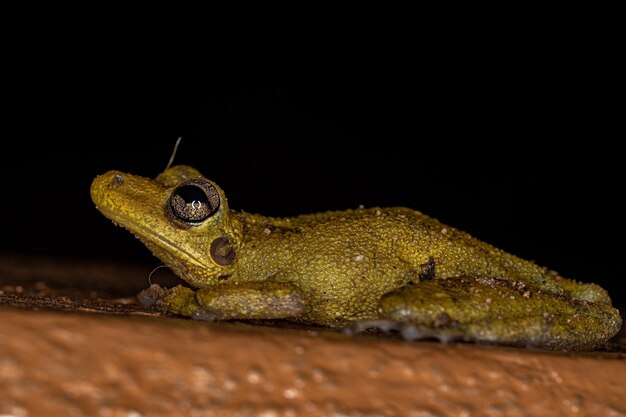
<box><xmin>90</xmin><ymin>165</ymin><xmax>622</xmax><ymax>351</ymax></box>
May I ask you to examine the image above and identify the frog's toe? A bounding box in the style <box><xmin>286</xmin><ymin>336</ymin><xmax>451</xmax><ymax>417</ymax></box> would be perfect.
<box><xmin>190</xmin><ymin>310</ymin><xmax>217</xmax><ymax>321</ymax></box>
<box><xmin>398</xmin><ymin>323</ymin><xmax>460</xmax><ymax>343</ymax></box>
<box><xmin>342</xmin><ymin>319</ymin><xmax>402</xmax><ymax>336</ymax></box>
<box><xmin>343</xmin><ymin>319</ymin><xmax>465</xmax><ymax>343</ymax></box>
<box><xmin>136</xmin><ymin>283</ymin><xmax>167</xmax><ymax>307</ymax></box>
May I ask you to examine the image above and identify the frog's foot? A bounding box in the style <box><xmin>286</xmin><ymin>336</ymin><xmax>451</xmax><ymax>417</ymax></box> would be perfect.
<box><xmin>137</xmin><ymin>283</ymin><xmax>205</xmax><ymax>318</ymax></box>
<box><xmin>140</xmin><ymin>284</ymin><xmax>209</xmax><ymax>318</ymax></box>
<box><xmin>342</xmin><ymin>318</ymin><xmax>466</xmax><ymax>343</ymax></box>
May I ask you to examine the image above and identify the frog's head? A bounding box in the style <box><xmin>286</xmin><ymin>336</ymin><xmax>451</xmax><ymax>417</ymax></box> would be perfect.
<box><xmin>90</xmin><ymin>165</ymin><xmax>242</xmax><ymax>288</ymax></box>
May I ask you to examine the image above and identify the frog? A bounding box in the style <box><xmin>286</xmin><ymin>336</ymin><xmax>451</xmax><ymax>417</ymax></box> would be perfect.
<box><xmin>90</xmin><ymin>165</ymin><xmax>622</xmax><ymax>351</ymax></box>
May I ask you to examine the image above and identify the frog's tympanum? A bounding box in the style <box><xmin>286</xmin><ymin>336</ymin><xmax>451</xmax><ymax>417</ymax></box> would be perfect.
<box><xmin>91</xmin><ymin>166</ymin><xmax>622</xmax><ymax>350</ymax></box>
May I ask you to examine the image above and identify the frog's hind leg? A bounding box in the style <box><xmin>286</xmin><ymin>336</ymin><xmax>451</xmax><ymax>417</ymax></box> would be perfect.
<box><xmin>347</xmin><ymin>276</ymin><xmax>621</xmax><ymax>351</ymax></box>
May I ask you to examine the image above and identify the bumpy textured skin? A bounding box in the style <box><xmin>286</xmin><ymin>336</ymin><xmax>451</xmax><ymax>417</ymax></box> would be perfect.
<box><xmin>90</xmin><ymin>165</ymin><xmax>622</xmax><ymax>350</ymax></box>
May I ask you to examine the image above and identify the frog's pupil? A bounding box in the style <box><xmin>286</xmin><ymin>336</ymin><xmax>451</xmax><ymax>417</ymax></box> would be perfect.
<box><xmin>176</xmin><ymin>185</ymin><xmax>207</xmax><ymax>205</ymax></box>
<box><xmin>170</xmin><ymin>182</ymin><xmax>220</xmax><ymax>223</ymax></box>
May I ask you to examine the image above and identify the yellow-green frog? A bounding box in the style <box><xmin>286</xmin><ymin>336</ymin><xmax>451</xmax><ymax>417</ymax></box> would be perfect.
<box><xmin>90</xmin><ymin>165</ymin><xmax>622</xmax><ymax>350</ymax></box>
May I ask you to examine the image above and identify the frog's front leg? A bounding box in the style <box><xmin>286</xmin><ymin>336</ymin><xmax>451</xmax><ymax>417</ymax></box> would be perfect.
<box><xmin>142</xmin><ymin>281</ymin><xmax>305</xmax><ymax>321</ymax></box>
<box><xmin>348</xmin><ymin>276</ymin><xmax>621</xmax><ymax>351</ymax></box>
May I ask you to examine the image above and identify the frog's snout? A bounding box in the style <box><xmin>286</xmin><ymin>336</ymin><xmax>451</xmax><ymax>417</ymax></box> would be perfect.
<box><xmin>90</xmin><ymin>170</ymin><xmax>126</xmax><ymax>207</ymax></box>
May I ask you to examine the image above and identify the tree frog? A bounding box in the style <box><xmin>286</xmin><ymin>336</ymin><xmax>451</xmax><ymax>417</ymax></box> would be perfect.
<box><xmin>90</xmin><ymin>165</ymin><xmax>622</xmax><ymax>350</ymax></box>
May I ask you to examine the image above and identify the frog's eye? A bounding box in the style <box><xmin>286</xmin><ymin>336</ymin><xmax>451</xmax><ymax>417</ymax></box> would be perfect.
<box><xmin>169</xmin><ymin>179</ymin><xmax>220</xmax><ymax>223</ymax></box>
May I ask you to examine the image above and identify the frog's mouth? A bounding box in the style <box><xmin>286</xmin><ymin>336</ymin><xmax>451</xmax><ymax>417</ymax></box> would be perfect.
<box><xmin>96</xmin><ymin>204</ymin><xmax>212</xmax><ymax>283</ymax></box>
<box><xmin>90</xmin><ymin>170</ymin><xmax>214</xmax><ymax>287</ymax></box>
<box><xmin>101</xmin><ymin>206</ymin><xmax>205</xmax><ymax>265</ymax></box>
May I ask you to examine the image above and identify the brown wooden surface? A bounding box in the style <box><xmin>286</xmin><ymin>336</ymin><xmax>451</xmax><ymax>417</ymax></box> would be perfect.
<box><xmin>1</xmin><ymin>253</ymin><xmax>625</xmax><ymax>417</ymax></box>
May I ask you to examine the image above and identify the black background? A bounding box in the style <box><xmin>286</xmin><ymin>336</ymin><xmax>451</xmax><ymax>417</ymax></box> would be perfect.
<box><xmin>2</xmin><ymin>49</ymin><xmax>624</xmax><ymax>306</ymax></box>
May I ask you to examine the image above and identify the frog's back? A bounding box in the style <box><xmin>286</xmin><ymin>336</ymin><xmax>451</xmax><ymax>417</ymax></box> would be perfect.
<box><xmin>266</xmin><ymin>206</ymin><xmax>547</xmax><ymax>287</ymax></box>
<box><xmin>256</xmin><ymin>207</ymin><xmax>608</xmax><ymax>302</ymax></box>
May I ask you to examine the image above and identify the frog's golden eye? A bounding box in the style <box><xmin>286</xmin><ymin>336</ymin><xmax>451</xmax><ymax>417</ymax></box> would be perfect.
<box><xmin>169</xmin><ymin>179</ymin><xmax>220</xmax><ymax>223</ymax></box>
